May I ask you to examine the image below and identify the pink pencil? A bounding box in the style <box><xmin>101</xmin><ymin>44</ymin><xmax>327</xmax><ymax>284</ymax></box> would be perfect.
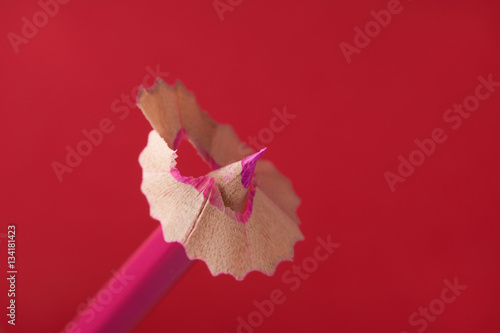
<box><xmin>65</xmin><ymin>78</ymin><xmax>303</xmax><ymax>332</ymax></box>
<box><xmin>66</xmin><ymin>226</ymin><xmax>192</xmax><ymax>333</ymax></box>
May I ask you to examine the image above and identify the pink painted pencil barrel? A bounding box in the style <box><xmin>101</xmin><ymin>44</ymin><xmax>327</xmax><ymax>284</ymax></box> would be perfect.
<box><xmin>66</xmin><ymin>226</ymin><xmax>192</xmax><ymax>333</ymax></box>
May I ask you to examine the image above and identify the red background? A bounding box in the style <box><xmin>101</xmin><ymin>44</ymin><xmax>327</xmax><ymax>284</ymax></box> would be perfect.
<box><xmin>1</xmin><ymin>0</ymin><xmax>500</xmax><ymax>332</ymax></box>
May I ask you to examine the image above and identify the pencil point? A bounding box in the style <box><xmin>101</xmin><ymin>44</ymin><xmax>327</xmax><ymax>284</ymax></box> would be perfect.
<box><xmin>241</xmin><ymin>148</ymin><xmax>266</xmax><ymax>188</ymax></box>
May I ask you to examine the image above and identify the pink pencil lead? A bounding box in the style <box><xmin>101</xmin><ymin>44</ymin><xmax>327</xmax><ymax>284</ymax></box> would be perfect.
<box><xmin>241</xmin><ymin>147</ymin><xmax>267</xmax><ymax>188</ymax></box>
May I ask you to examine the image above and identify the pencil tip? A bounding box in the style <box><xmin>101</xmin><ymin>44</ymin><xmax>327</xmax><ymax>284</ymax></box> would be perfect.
<box><xmin>241</xmin><ymin>148</ymin><xmax>266</xmax><ymax>188</ymax></box>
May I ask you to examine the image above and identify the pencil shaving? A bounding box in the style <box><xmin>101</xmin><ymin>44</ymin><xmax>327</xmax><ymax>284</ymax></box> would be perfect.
<box><xmin>138</xmin><ymin>78</ymin><xmax>303</xmax><ymax>280</ymax></box>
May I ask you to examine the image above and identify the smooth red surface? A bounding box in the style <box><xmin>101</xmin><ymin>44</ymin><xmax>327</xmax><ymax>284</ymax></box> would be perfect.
<box><xmin>1</xmin><ymin>1</ymin><xmax>500</xmax><ymax>332</ymax></box>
